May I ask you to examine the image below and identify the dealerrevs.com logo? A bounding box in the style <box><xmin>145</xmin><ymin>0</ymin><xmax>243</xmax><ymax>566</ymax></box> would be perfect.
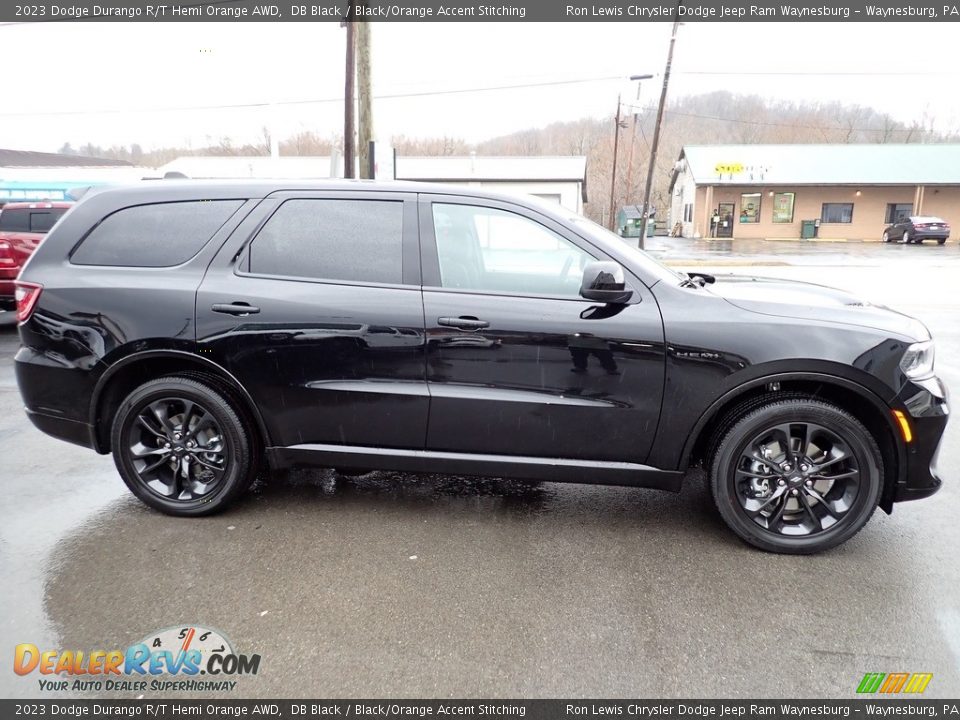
<box><xmin>14</xmin><ymin>625</ymin><xmax>261</xmax><ymax>693</ymax></box>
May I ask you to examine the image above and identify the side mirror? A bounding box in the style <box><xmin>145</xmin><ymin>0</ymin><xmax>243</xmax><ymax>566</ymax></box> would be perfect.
<box><xmin>580</xmin><ymin>261</ymin><xmax>633</xmax><ymax>304</ymax></box>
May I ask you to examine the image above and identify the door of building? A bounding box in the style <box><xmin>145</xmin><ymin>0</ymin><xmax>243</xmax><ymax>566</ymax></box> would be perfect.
<box><xmin>716</xmin><ymin>203</ymin><xmax>735</xmax><ymax>238</ymax></box>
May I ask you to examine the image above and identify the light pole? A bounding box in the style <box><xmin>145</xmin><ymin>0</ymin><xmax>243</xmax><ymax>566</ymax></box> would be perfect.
<box><xmin>608</xmin><ymin>74</ymin><xmax>653</xmax><ymax>233</ymax></box>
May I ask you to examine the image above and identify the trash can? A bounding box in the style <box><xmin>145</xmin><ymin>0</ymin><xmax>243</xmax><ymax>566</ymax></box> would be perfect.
<box><xmin>647</xmin><ymin>219</ymin><xmax>656</xmax><ymax>238</ymax></box>
<box><xmin>801</xmin><ymin>220</ymin><xmax>818</xmax><ymax>239</ymax></box>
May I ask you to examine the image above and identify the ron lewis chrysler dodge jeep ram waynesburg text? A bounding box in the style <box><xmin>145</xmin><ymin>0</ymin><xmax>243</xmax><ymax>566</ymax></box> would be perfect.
<box><xmin>13</xmin><ymin>181</ymin><xmax>948</xmax><ymax>553</ymax></box>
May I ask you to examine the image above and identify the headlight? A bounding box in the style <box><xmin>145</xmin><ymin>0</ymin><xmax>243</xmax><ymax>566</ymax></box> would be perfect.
<box><xmin>900</xmin><ymin>340</ymin><xmax>935</xmax><ymax>379</ymax></box>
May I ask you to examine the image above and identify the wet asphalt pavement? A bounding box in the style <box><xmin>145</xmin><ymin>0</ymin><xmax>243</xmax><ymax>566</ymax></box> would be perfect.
<box><xmin>1</xmin><ymin>238</ymin><xmax>958</xmax><ymax>699</ymax></box>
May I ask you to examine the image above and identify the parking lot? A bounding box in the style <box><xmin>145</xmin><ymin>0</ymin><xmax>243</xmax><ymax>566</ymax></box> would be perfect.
<box><xmin>1</xmin><ymin>238</ymin><xmax>958</xmax><ymax>699</ymax></box>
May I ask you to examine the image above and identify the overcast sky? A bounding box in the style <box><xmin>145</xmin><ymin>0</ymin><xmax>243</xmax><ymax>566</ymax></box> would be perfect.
<box><xmin>1</xmin><ymin>21</ymin><xmax>958</xmax><ymax>154</ymax></box>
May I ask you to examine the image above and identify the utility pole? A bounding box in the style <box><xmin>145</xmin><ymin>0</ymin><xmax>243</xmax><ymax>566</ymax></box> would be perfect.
<box><xmin>342</xmin><ymin>16</ymin><xmax>356</xmax><ymax>179</ymax></box>
<box><xmin>608</xmin><ymin>93</ymin><xmax>624</xmax><ymax>232</ymax></box>
<box><xmin>638</xmin><ymin>10</ymin><xmax>681</xmax><ymax>249</ymax></box>
<box><xmin>356</xmin><ymin>11</ymin><xmax>373</xmax><ymax>178</ymax></box>
<box><xmin>625</xmin><ymin>74</ymin><xmax>653</xmax><ymax>204</ymax></box>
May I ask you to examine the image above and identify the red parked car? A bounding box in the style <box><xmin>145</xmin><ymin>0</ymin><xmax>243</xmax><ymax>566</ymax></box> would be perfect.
<box><xmin>0</xmin><ymin>202</ymin><xmax>73</xmax><ymax>312</ymax></box>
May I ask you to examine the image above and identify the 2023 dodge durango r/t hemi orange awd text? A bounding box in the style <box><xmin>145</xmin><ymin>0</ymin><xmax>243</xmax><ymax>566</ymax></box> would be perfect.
<box><xmin>13</xmin><ymin>181</ymin><xmax>948</xmax><ymax>553</ymax></box>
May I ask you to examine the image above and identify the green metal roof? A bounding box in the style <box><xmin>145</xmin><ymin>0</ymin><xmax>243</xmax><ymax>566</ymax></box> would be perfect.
<box><xmin>679</xmin><ymin>144</ymin><xmax>960</xmax><ymax>186</ymax></box>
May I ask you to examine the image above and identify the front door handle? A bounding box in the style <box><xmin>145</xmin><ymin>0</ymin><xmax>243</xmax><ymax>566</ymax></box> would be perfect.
<box><xmin>438</xmin><ymin>316</ymin><xmax>490</xmax><ymax>331</ymax></box>
<box><xmin>212</xmin><ymin>302</ymin><xmax>260</xmax><ymax>316</ymax></box>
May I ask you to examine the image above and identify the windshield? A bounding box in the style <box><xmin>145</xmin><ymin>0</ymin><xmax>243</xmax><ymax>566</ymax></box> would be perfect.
<box><xmin>569</xmin><ymin>215</ymin><xmax>686</xmax><ymax>286</ymax></box>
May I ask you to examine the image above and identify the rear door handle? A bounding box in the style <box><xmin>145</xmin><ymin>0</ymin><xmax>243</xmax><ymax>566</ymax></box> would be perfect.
<box><xmin>438</xmin><ymin>316</ymin><xmax>490</xmax><ymax>331</ymax></box>
<box><xmin>212</xmin><ymin>302</ymin><xmax>260</xmax><ymax>316</ymax></box>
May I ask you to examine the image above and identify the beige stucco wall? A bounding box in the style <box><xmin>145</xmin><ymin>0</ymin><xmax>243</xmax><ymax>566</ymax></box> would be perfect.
<box><xmin>687</xmin><ymin>184</ymin><xmax>959</xmax><ymax>241</ymax></box>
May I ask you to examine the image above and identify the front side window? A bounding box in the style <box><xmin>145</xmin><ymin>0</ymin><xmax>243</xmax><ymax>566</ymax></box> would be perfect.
<box><xmin>432</xmin><ymin>203</ymin><xmax>594</xmax><ymax>298</ymax></box>
<box><xmin>248</xmin><ymin>199</ymin><xmax>404</xmax><ymax>284</ymax></box>
<box><xmin>72</xmin><ymin>200</ymin><xmax>243</xmax><ymax>267</ymax></box>
<box><xmin>821</xmin><ymin>203</ymin><xmax>854</xmax><ymax>224</ymax></box>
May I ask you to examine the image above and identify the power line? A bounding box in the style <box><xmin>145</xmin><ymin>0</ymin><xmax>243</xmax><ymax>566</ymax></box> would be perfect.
<box><xmin>0</xmin><ymin>74</ymin><xmax>628</xmax><ymax>117</ymax></box>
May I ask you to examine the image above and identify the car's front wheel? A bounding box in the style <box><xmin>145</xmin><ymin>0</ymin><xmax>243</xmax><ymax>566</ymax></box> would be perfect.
<box><xmin>111</xmin><ymin>377</ymin><xmax>258</xmax><ymax>516</ymax></box>
<box><xmin>710</xmin><ymin>399</ymin><xmax>882</xmax><ymax>554</ymax></box>
<box><xmin>882</xmin><ymin>231</ymin><xmax>890</xmax><ymax>243</ymax></box>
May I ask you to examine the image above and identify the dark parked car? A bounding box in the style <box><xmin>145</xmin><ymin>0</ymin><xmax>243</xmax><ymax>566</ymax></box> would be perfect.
<box><xmin>0</xmin><ymin>201</ymin><xmax>73</xmax><ymax>310</ymax></box>
<box><xmin>882</xmin><ymin>215</ymin><xmax>950</xmax><ymax>244</ymax></box>
<box><xmin>14</xmin><ymin>181</ymin><xmax>948</xmax><ymax>554</ymax></box>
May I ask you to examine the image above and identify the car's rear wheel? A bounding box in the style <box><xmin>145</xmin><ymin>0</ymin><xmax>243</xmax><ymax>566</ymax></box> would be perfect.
<box><xmin>901</xmin><ymin>231</ymin><xmax>910</xmax><ymax>244</ymax></box>
<box><xmin>937</xmin><ymin>239</ymin><xmax>946</xmax><ymax>246</ymax></box>
<box><xmin>111</xmin><ymin>377</ymin><xmax>257</xmax><ymax>516</ymax></box>
<box><xmin>710</xmin><ymin>399</ymin><xmax>882</xmax><ymax>554</ymax></box>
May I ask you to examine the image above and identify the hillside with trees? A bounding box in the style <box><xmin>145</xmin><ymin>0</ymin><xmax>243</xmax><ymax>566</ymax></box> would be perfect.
<box><xmin>59</xmin><ymin>91</ymin><xmax>958</xmax><ymax>226</ymax></box>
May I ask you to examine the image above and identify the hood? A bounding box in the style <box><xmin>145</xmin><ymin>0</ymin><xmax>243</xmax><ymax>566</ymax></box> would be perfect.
<box><xmin>705</xmin><ymin>275</ymin><xmax>930</xmax><ymax>341</ymax></box>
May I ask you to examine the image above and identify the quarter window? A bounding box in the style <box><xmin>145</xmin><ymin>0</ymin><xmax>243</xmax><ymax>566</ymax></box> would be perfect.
<box><xmin>71</xmin><ymin>200</ymin><xmax>243</xmax><ymax>267</ymax></box>
<box><xmin>248</xmin><ymin>199</ymin><xmax>404</xmax><ymax>284</ymax></box>
<box><xmin>821</xmin><ymin>203</ymin><xmax>854</xmax><ymax>224</ymax></box>
<box><xmin>431</xmin><ymin>203</ymin><xmax>594</xmax><ymax>297</ymax></box>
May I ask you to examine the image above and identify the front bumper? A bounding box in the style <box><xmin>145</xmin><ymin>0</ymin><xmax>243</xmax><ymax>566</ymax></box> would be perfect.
<box><xmin>892</xmin><ymin>376</ymin><xmax>948</xmax><ymax>503</ymax></box>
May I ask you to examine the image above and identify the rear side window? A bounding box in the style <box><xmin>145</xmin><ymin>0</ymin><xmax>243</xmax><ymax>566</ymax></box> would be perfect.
<box><xmin>248</xmin><ymin>199</ymin><xmax>403</xmax><ymax>284</ymax></box>
<box><xmin>71</xmin><ymin>200</ymin><xmax>243</xmax><ymax>267</ymax></box>
<box><xmin>29</xmin><ymin>209</ymin><xmax>68</xmax><ymax>233</ymax></box>
<box><xmin>0</xmin><ymin>209</ymin><xmax>29</xmax><ymax>232</ymax></box>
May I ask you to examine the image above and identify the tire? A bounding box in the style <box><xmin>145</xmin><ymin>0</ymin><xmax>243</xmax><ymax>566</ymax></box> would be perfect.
<box><xmin>111</xmin><ymin>376</ymin><xmax>258</xmax><ymax>516</ymax></box>
<box><xmin>901</xmin><ymin>231</ymin><xmax>909</xmax><ymax>244</ymax></box>
<box><xmin>882</xmin><ymin>231</ymin><xmax>890</xmax><ymax>243</ymax></box>
<box><xmin>710</xmin><ymin>399</ymin><xmax>882</xmax><ymax>554</ymax></box>
<box><xmin>937</xmin><ymin>239</ymin><xmax>946</xmax><ymax>246</ymax></box>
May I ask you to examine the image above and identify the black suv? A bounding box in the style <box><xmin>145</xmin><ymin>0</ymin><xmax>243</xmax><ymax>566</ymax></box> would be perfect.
<box><xmin>14</xmin><ymin>181</ymin><xmax>948</xmax><ymax>553</ymax></box>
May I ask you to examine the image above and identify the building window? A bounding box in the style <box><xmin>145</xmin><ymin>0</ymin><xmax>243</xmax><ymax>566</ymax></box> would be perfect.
<box><xmin>885</xmin><ymin>203</ymin><xmax>913</xmax><ymax>223</ymax></box>
<box><xmin>683</xmin><ymin>203</ymin><xmax>693</xmax><ymax>222</ymax></box>
<box><xmin>772</xmin><ymin>192</ymin><xmax>795</xmax><ymax>224</ymax></box>
<box><xmin>821</xmin><ymin>203</ymin><xmax>854</xmax><ymax>224</ymax></box>
<box><xmin>739</xmin><ymin>193</ymin><xmax>761</xmax><ymax>223</ymax></box>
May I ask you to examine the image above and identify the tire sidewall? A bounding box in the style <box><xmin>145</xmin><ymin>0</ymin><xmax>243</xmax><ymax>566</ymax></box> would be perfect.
<box><xmin>711</xmin><ymin>401</ymin><xmax>882</xmax><ymax>554</ymax></box>
<box><xmin>111</xmin><ymin>378</ymin><xmax>252</xmax><ymax>516</ymax></box>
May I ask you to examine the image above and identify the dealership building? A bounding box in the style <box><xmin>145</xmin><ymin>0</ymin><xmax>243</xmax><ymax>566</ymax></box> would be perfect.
<box><xmin>669</xmin><ymin>144</ymin><xmax>960</xmax><ymax>241</ymax></box>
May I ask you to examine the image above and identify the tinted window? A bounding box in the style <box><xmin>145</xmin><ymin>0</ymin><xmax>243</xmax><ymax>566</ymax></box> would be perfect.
<box><xmin>432</xmin><ymin>203</ymin><xmax>594</xmax><ymax>297</ymax></box>
<box><xmin>0</xmin><ymin>209</ymin><xmax>30</xmax><ymax>232</ymax></box>
<box><xmin>821</xmin><ymin>203</ymin><xmax>854</xmax><ymax>224</ymax></box>
<box><xmin>71</xmin><ymin>200</ymin><xmax>243</xmax><ymax>267</ymax></box>
<box><xmin>29</xmin><ymin>209</ymin><xmax>69</xmax><ymax>233</ymax></box>
<box><xmin>248</xmin><ymin>199</ymin><xmax>403</xmax><ymax>284</ymax></box>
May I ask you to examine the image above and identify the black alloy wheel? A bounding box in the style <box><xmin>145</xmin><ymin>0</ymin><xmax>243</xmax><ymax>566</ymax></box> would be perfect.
<box><xmin>111</xmin><ymin>377</ymin><xmax>257</xmax><ymax>515</ymax></box>
<box><xmin>711</xmin><ymin>399</ymin><xmax>882</xmax><ymax>554</ymax></box>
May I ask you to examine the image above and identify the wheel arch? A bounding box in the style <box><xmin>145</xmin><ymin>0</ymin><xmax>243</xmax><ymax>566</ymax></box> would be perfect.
<box><xmin>90</xmin><ymin>350</ymin><xmax>272</xmax><ymax>455</ymax></box>
<box><xmin>682</xmin><ymin>372</ymin><xmax>905</xmax><ymax>513</ymax></box>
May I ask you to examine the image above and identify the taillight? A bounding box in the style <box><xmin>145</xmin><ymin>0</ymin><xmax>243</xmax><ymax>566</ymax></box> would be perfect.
<box><xmin>0</xmin><ymin>240</ymin><xmax>13</xmax><ymax>265</ymax></box>
<box><xmin>14</xmin><ymin>281</ymin><xmax>42</xmax><ymax>324</ymax></box>
<box><xmin>914</xmin><ymin>223</ymin><xmax>929</xmax><ymax>229</ymax></box>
